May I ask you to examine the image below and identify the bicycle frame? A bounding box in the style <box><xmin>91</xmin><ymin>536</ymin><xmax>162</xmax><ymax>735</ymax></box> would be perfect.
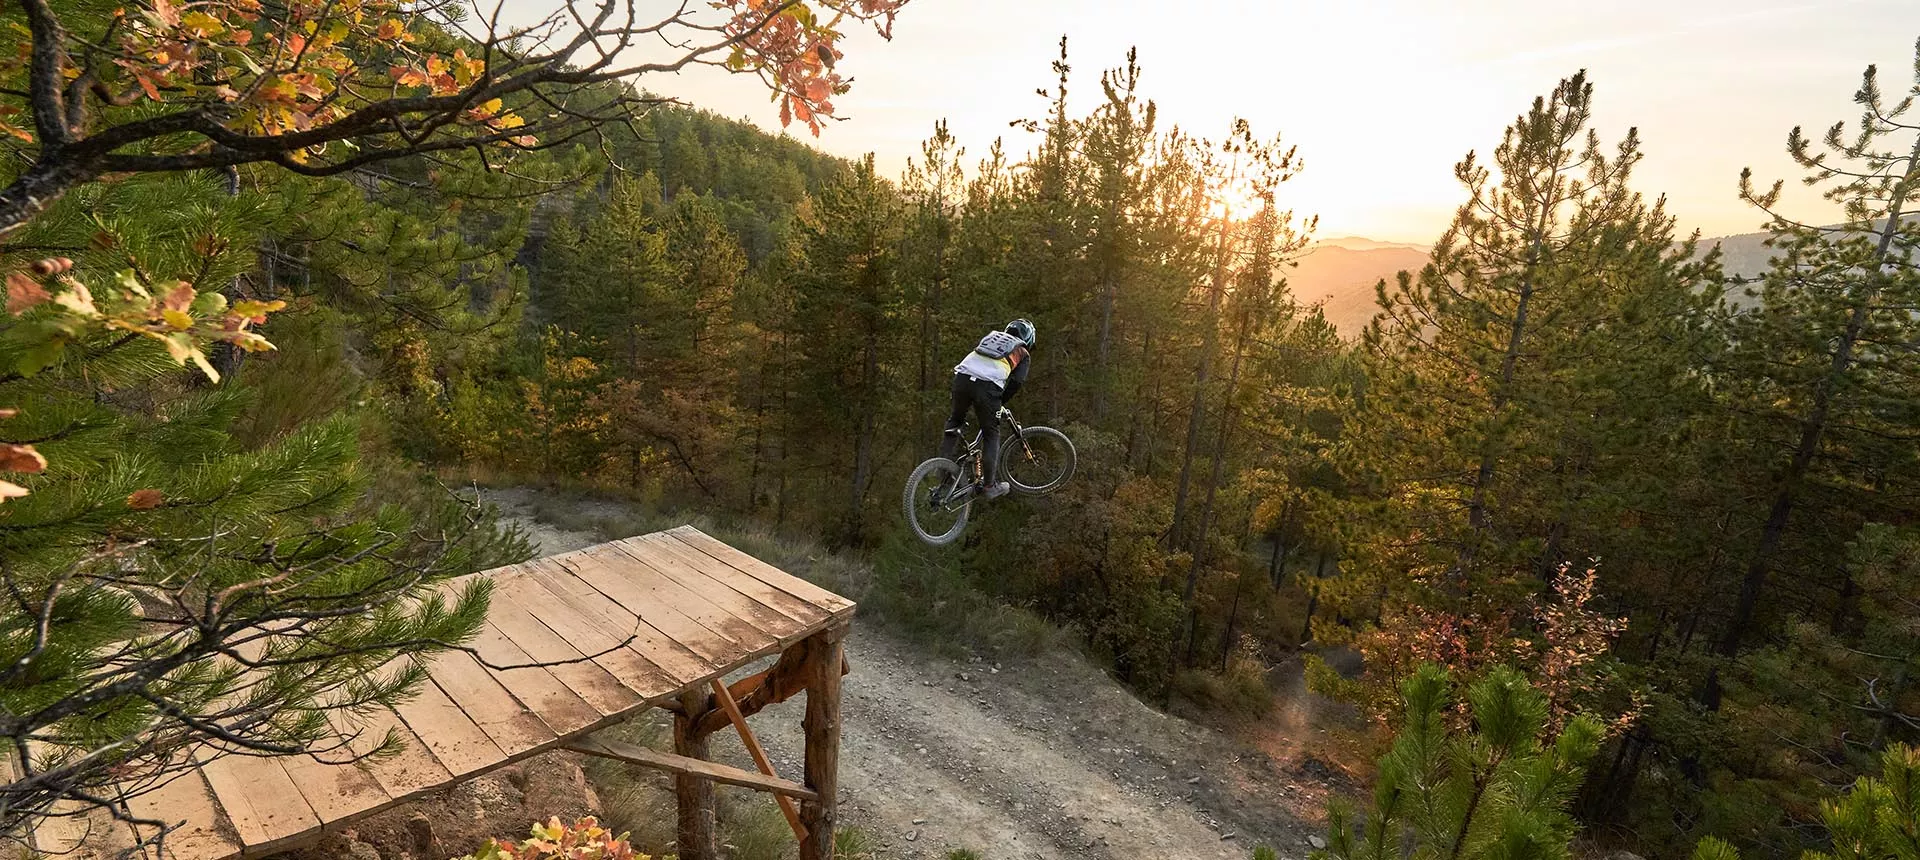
<box><xmin>932</xmin><ymin>410</ymin><xmax>1031</xmax><ymax>511</ymax></box>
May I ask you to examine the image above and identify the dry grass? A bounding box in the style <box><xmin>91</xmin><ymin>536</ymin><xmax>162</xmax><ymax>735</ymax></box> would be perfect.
<box><xmin>578</xmin><ymin>718</ymin><xmax>678</xmax><ymax>855</ymax></box>
<box><xmin>716</xmin><ymin>792</ymin><xmax>793</xmax><ymax>860</ymax></box>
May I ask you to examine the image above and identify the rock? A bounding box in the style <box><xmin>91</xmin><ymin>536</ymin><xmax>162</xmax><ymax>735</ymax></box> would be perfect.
<box><xmin>1187</xmin><ymin>776</ymin><xmax>1202</xmax><ymax>785</ymax></box>
<box><xmin>344</xmin><ymin>839</ymin><xmax>383</xmax><ymax>860</ymax></box>
<box><xmin>406</xmin><ymin>815</ymin><xmax>435</xmax><ymax>854</ymax></box>
<box><xmin>905</xmin><ymin>830</ymin><xmax>919</xmax><ymax>843</ymax></box>
<box><xmin>912</xmin><ymin>818</ymin><xmax>926</xmax><ymax>825</ymax></box>
<box><xmin>1310</xmin><ymin>835</ymin><xmax>1328</xmax><ymax>850</ymax></box>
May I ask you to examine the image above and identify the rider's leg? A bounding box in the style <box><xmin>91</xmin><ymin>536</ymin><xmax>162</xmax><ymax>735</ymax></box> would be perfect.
<box><xmin>939</xmin><ymin>373</ymin><xmax>970</xmax><ymax>460</ymax></box>
<box><xmin>971</xmin><ymin>379</ymin><xmax>1008</xmax><ymax>498</ymax></box>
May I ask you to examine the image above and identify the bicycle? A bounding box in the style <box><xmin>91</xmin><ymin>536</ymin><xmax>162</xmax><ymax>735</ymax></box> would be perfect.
<box><xmin>902</xmin><ymin>406</ymin><xmax>1076</xmax><ymax>546</ymax></box>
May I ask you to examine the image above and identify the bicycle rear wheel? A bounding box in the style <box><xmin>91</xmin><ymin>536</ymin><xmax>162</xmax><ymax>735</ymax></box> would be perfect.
<box><xmin>903</xmin><ymin>457</ymin><xmax>971</xmax><ymax>545</ymax></box>
<box><xmin>999</xmin><ymin>426</ymin><xmax>1076</xmax><ymax>495</ymax></box>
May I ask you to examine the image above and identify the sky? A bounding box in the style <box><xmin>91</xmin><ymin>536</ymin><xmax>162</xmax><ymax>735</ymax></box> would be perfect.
<box><xmin>527</xmin><ymin>0</ymin><xmax>1920</xmax><ymax>244</ymax></box>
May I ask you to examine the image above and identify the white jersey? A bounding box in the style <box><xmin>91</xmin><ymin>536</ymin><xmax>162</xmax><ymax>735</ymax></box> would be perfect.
<box><xmin>956</xmin><ymin>350</ymin><xmax>1015</xmax><ymax>387</ymax></box>
<box><xmin>955</xmin><ymin>331</ymin><xmax>1026</xmax><ymax>388</ymax></box>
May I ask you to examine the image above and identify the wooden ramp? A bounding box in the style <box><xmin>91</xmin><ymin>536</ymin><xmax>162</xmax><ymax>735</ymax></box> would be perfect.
<box><xmin>39</xmin><ymin>526</ymin><xmax>854</xmax><ymax>860</ymax></box>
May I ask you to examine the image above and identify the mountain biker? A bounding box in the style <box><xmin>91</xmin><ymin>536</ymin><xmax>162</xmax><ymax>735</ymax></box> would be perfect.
<box><xmin>941</xmin><ymin>318</ymin><xmax>1036</xmax><ymax>500</ymax></box>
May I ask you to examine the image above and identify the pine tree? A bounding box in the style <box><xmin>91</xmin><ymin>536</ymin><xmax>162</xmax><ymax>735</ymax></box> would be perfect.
<box><xmin>789</xmin><ymin>155</ymin><xmax>907</xmax><ymax>546</ymax></box>
<box><xmin>1312</xmin><ymin>664</ymin><xmax>1605</xmax><ymax>860</ymax></box>
<box><xmin>1704</xmin><ymin>49</ymin><xmax>1920</xmax><ymax>704</ymax></box>
<box><xmin>0</xmin><ymin>171</ymin><xmax>521</xmax><ymax>833</ymax></box>
<box><xmin>1327</xmin><ymin>73</ymin><xmax>1716</xmax><ymax>700</ymax></box>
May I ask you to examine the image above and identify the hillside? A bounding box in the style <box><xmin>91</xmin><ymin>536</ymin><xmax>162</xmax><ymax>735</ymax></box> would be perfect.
<box><xmin>1286</xmin><ymin>239</ymin><xmax>1429</xmax><ymax>337</ymax></box>
<box><xmin>1290</xmin><ymin>227</ymin><xmax>1804</xmax><ymax>338</ymax></box>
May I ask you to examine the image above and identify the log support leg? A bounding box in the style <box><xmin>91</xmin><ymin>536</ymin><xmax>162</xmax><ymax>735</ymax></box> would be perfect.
<box><xmin>798</xmin><ymin>624</ymin><xmax>847</xmax><ymax>860</ymax></box>
<box><xmin>673</xmin><ymin>689</ymin><xmax>718</xmax><ymax>860</ymax></box>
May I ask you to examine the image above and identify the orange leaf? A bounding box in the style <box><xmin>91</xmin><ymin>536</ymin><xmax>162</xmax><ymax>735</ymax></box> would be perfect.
<box><xmin>162</xmin><ymin>282</ymin><xmax>195</xmax><ymax>312</ymax></box>
<box><xmin>0</xmin><ymin>443</ymin><xmax>46</xmax><ymax>474</ymax></box>
<box><xmin>126</xmin><ymin>489</ymin><xmax>165</xmax><ymax>510</ymax></box>
<box><xmin>0</xmin><ymin>480</ymin><xmax>27</xmax><ymax>502</ymax></box>
<box><xmin>5</xmin><ymin>272</ymin><xmax>48</xmax><ymax>314</ymax></box>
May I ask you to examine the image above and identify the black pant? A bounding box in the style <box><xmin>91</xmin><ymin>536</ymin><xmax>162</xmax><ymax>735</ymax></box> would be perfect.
<box><xmin>941</xmin><ymin>373</ymin><xmax>1003</xmax><ymax>484</ymax></box>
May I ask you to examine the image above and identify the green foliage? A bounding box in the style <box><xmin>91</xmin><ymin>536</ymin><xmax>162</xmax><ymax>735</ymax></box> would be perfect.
<box><xmin>1312</xmin><ymin>665</ymin><xmax>1604</xmax><ymax>860</ymax></box>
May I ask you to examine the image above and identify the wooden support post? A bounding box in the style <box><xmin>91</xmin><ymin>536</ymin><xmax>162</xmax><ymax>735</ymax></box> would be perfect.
<box><xmin>710</xmin><ymin>677</ymin><xmax>806</xmax><ymax>842</ymax></box>
<box><xmin>673</xmin><ymin>689</ymin><xmax>718</xmax><ymax>860</ymax></box>
<box><xmin>798</xmin><ymin>625</ymin><xmax>847</xmax><ymax>860</ymax></box>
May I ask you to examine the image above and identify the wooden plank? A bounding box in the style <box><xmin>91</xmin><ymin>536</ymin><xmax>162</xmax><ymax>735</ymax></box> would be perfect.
<box><xmin>664</xmin><ymin>527</ymin><xmax>855</xmax><ymax>614</ymax></box>
<box><xmin>519</xmin><ymin>558</ymin><xmax>715</xmax><ymax>687</ymax></box>
<box><xmin>276</xmin><ymin>745</ymin><xmax>391</xmax><ymax>826</ymax></box>
<box><xmin>620</xmin><ymin>533</ymin><xmax>827</xmax><ymax>626</ymax></box>
<box><xmin>484</xmin><ymin>576</ymin><xmax>648</xmax><ymax>715</ymax></box>
<box><xmin>325</xmin><ymin>702</ymin><xmax>454</xmax><ymax>801</ymax></box>
<box><xmin>556</xmin><ymin>549</ymin><xmax>770</xmax><ymax>664</ymax></box>
<box><xmin>711</xmin><ymin>677</ymin><xmax>806</xmax><ymax>841</ymax></box>
<box><xmin>564</xmin><ymin>736</ymin><xmax>817</xmax><ymax>800</ymax></box>
<box><xmin>29</xmin><ymin>798</ymin><xmax>108</xmax><ymax>856</ymax></box>
<box><xmin>123</xmin><ymin>766</ymin><xmax>245</xmax><ymax>860</ymax></box>
<box><xmin>615</xmin><ymin>536</ymin><xmax>820</xmax><ymax>638</ymax></box>
<box><xmin>196</xmin><ymin>748</ymin><xmax>322</xmax><ymax>853</ymax></box>
<box><xmin>390</xmin><ymin>660</ymin><xmax>507</xmax><ymax>778</ymax></box>
<box><xmin>418</xmin><ymin>644</ymin><xmax>557</xmax><ymax>757</ymax></box>
<box><xmin>467</xmin><ymin>619</ymin><xmax>603</xmax><ymax>736</ymax></box>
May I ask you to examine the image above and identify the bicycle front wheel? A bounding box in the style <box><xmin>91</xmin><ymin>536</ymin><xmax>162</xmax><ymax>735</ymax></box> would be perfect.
<box><xmin>998</xmin><ymin>426</ymin><xmax>1076</xmax><ymax>496</ymax></box>
<box><xmin>903</xmin><ymin>457</ymin><xmax>971</xmax><ymax>545</ymax></box>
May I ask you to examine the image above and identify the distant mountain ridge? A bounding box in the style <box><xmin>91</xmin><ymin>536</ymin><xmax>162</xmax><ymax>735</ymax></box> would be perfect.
<box><xmin>1286</xmin><ymin>226</ymin><xmax>1867</xmax><ymax>339</ymax></box>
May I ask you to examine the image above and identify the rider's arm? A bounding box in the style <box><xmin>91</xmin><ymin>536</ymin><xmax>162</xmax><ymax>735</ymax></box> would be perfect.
<box><xmin>1002</xmin><ymin>349</ymin><xmax>1030</xmax><ymax>402</ymax></box>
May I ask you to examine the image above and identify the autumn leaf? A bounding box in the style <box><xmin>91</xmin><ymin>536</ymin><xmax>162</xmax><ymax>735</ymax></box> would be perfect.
<box><xmin>53</xmin><ymin>283</ymin><xmax>98</xmax><ymax>316</ymax></box>
<box><xmin>5</xmin><ymin>272</ymin><xmax>49</xmax><ymax>314</ymax></box>
<box><xmin>0</xmin><ymin>481</ymin><xmax>27</xmax><ymax>502</ymax></box>
<box><xmin>180</xmin><ymin>11</ymin><xmax>226</xmax><ymax>36</ymax></box>
<box><xmin>0</xmin><ymin>443</ymin><xmax>46</xmax><ymax>474</ymax></box>
<box><xmin>126</xmin><ymin>489</ymin><xmax>165</xmax><ymax>510</ymax></box>
<box><xmin>231</xmin><ymin>298</ymin><xmax>287</xmax><ymax>322</ymax></box>
<box><xmin>161</xmin><ymin>282</ymin><xmax>196</xmax><ymax>312</ymax></box>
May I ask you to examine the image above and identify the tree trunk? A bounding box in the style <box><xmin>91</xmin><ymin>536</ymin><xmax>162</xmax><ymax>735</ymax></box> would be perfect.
<box><xmin>1170</xmin><ymin>217</ymin><xmax>1232</xmax><ymax>549</ymax></box>
<box><xmin>1269</xmin><ymin>499</ymin><xmax>1294</xmax><ymax>590</ymax></box>
<box><xmin>1457</xmin><ymin>190</ymin><xmax>1554</xmax><ymax>576</ymax></box>
<box><xmin>847</xmin><ymin>332</ymin><xmax>880</xmax><ymax>544</ymax></box>
<box><xmin>798</xmin><ymin>626</ymin><xmax>847</xmax><ymax>860</ymax></box>
<box><xmin>1218</xmin><ymin>576</ymin><xmax>1242</xmax><ymax>672</ymax></box>
<box><xmin>673</xmin><ymin>690</ymin><xmax>719</xmax><ymax>860</ymax></box>
<box><xmin>1182</xmin><ymin>325</ymin><xmax>1247</xmax><ymax>665</ymax></box>
<box><xmin>1126</xmin><ymin>330</ymin><xmax>1154</xmax><ymax>468</ymax></box>
<box><xmin>1712</xmin><ymin>137</ymin><xmax>1920</xmax><ymax>681</ymax></box>
<box><xmin>1093</xmin><ymin>265</ymin><xmax>1117</xmax><ymax>420</ymax></box>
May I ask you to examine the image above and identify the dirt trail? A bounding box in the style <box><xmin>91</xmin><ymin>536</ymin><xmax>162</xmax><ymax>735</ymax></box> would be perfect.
<box><xmin>484</xmin><ymin>488</ymin><xmax>1332</xmax><ymax>860</ymax></box>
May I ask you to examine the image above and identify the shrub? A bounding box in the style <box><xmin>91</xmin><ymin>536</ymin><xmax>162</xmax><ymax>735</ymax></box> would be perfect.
<box><xmin>1310</xmin><ymin>664</ymin><xmax>1604</xmax><ymax>860</ymax></box>
<box><xmin>458</xmin><ymin>817</ymin><xmax>644</xmax><ymax>860</ymax></box>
